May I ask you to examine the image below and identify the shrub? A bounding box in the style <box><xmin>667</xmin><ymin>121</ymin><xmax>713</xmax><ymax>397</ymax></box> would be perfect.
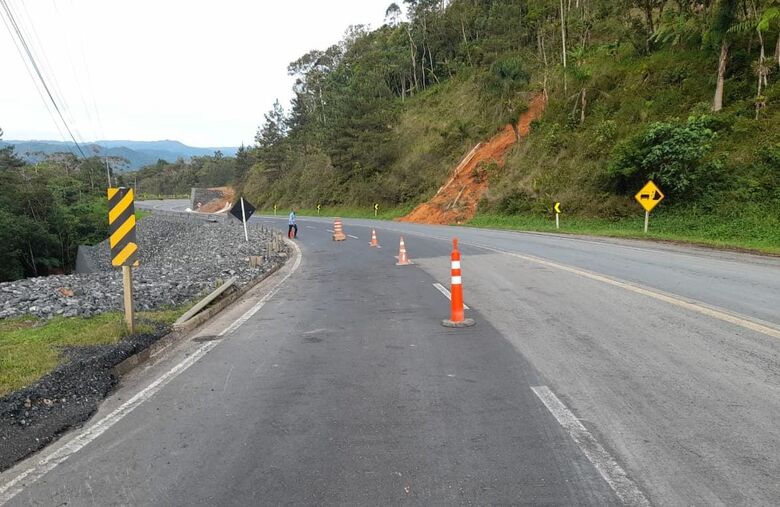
<box><xmin>605</xmin><ymin>116</ymin><xmax>717</xmax><ymax>196</ymax></box>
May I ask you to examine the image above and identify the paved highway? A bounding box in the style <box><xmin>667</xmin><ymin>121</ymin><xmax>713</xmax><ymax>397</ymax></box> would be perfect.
<box><xmin>2</xmin><ymin>201</ymin><xmax>778</xmax><ymax>505</ymax></box>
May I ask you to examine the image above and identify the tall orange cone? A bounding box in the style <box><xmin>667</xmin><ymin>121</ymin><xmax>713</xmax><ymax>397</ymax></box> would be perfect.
<box><xmin>332</xmin><ymin>218</ymin><xmax>346</xmax><ymax>241</ymax></box>
<box><xmin>396</xmin><ymin>236</ymin><xmax>412</xmax><ymax>265</ymax></box>
<box><xmin>442</xmin><ymin>238</ymin><xmax>475</xmax><ymax>327</ymax></box>
<box><xmin>369</xmin><ymin>229</ymin><xmax>380</xmax><ymax>247</ymax></box>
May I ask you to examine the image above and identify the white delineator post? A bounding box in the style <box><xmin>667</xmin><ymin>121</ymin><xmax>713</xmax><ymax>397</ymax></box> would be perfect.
<box><xmin>644</xmin><ymin>210</ymin><xmax>649</xmax><ymax>234</ymax></box>
<box><xmin>556</xmin><ymin>213</ymin><xmax>560</xmax><ymax>230</ymax></box>
<box><xmin>240</xmin><ymin>197</ymin><xmax>249</xmax><ymax>242</ymax></box>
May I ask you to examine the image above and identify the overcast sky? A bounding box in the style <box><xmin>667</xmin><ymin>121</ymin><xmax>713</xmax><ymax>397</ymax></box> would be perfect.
<box><xmin>0</xmin><ymin>0</ymin><xmax>392</xmax><ymax>147</ymax></box>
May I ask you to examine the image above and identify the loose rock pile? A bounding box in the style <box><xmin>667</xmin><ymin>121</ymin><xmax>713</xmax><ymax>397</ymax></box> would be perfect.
<box><xmin>0</xmin><ymin>214</ymin><xmax>288</xmax><ymax>320</ymax></box>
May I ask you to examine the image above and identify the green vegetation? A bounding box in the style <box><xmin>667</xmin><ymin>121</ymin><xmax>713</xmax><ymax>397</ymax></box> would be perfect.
<box><xmin>275</xmin><ymin>205</ymin><xmax>414</xmax><ymax>221</ymax></box>
<box><xmin>0</xmin><ymin>130</ymin><xmax>112</xmax><ymax>282</ymax></box>
<box><xmin>234</xmin><ymin>0</ymin><xmax>780</xmax><ymax>251</ymax></box>
<box><xmin>470</xmin><ymin>209</ymin><xmax>780</xmax><ymax>255</ymax></box>
<box><xmin>0</xmin><ymin>308</ymin><xmax>183</xmax><ymax>396</ymax></box>
<box><xmin>127</xmin><ymin>151</ymin><xmax>248</xmax><ymax>196</ymax></box>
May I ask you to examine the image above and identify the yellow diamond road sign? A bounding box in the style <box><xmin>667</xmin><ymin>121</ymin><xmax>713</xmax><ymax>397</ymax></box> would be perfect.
<box><xmin>635</xmin><ymin>181</ymin><xmax>664</xmax><ymax>213</ymax></box>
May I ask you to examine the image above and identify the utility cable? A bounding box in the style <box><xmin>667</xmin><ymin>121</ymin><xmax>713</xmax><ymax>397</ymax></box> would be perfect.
<box><xmin>0</xmin><ymin>0</ymin><xmax>86</xmax><ymax>158</ymax></box>
<box><xmin>0</xmin><ymin>4</ymin><xmax>68</xmax><ymax>145</ymax></box>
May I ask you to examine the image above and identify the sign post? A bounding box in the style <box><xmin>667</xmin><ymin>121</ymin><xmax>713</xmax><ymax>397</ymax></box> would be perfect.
<box><xmin>273</xmin><ymin>204</ymin><xmax>277</xmax><ymax>216</ymax></box>
<box><xmin>374</xmin><ymin>203</ymin><xmax>379</xmax><ymax>217</ymax></box>
<box><xmin>317</xmin><ymin>204</ymin><xmax>321</xmax><ymax>216</ymax></box>
<box><xmin>230</xmin><ymin>197</ymin><xmax>256</xmax><ymax>242</ymax></box>
<box><xmin>554</xmin><ymin>202</ymin><xmax>561</xmax><ymax>229</ymax></box>
<box><xmin>634</xmin><ymin>181</ymin><xmax>665</xmax><ymax>233</ymax></box>
<box><xmin>240</xmin><ymin>197</ymin><xmax>249</xmax><ymax>242</ymax></box>
<box><xmin>108</xmin><ymin>187</ymin><xmax>140</xmax><ymax>334</ymax></box>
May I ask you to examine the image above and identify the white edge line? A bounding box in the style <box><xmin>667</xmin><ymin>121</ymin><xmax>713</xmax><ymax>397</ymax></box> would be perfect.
<box><xmin>0</xmin><ymin>241</ymin><xmax>303</xmax><ymax>505</ymax></box>
<box><xmin>531</xmin><ymin>386</ymin><xmax>650</xmax><ymax>507</ymax></box>
<box><xmin>432</xmin><ymin>282</ymin><xmax>470</xmax><ymax>310</ymax></box>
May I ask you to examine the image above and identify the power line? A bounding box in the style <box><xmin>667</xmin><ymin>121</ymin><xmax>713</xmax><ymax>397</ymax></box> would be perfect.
<box><xmin>0</xmin><ymin>0</ymin><xmax>86</xmax><ymax>158</ymax></box>
<box><xmin>0</xmin><ymin>5</ymin><xmax>68</xmax><ymax>145</ymax></box>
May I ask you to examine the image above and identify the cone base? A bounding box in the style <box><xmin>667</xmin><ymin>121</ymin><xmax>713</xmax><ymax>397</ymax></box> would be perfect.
<box><xmin>395</xmin><ymin>261</ymin><xmax>413</xmax><ymax>266</ymax></box>
<box><xmin>442</xmin><ymin>318</ymin><xmax>475</xmax><ymax>328</ymax></box>
<box><xmin>333</xmin><ymin>233</ymin><xmax>346</xmax><ymax>241</ymax></box>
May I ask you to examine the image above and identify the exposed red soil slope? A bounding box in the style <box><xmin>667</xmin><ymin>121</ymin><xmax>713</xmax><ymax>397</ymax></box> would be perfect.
<box><xmin>197</xmin><ymin>186</ymin><xmax>236</xmax><ymax>213</ymax></box>
<box><xmin>400</xmin><ymin>94</ymin><xmax>546</xmax><ymax>225</ymax></box>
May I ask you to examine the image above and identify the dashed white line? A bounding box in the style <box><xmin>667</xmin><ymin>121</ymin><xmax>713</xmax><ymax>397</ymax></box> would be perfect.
<box><xmin>0</xmin><ymin>242</ymin><xmax>303</xmax><ymax>505</ymax></box>
<box><xmin>531</xmin><ymin>386</ymin><xmax>650</xmax><ymax>507</ymax></box>
<box><xmin>305</xmin><ymin>226</ymin><xmax>316</xmax><ymax>229</ymax></box>
<box><xmin>432</xmin><ymin>282</ymin><xmax>470</xmax><ymax>309</ymax></box>
<box><xmin>347</xmin><ymin>234</ymin><xmax>359</xmax><ymax>240</ymax></box>
<box><xmin>364</xmin><ymin>224</ymin><xmax>780</xmax><ymax>342</ymax></box>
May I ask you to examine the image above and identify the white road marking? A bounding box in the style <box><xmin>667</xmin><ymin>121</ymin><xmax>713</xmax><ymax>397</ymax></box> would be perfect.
<box><xmin>327</xmin><ymin>229</ymin><xmax>334</xmax><ymax>233</ymax></box>
<box><xmin>0</xmin><ymin>242</ymin><xmax>303</xmax><ymax>505</ymax></box>
<box><xmin>481</xmin><ymin>246</ymin><xmax>780</xmax><ymax>341</ymax></box>
<box><xmin>531</xmin><ymin>386</ymin><xmax>650</xmax><ymax>507</ymax></box>
<box><xmin>366</xmin><ymin>224</ymin><xmax>780</xmax><ymax>341</ymax></box>
<box><xmin>432</xmin><ymin>283</ymin><xmax>470</xmax><ymax>309</ymax></box>
<box><xmin>305</xmin><ymin>226</ymin><xmax>316</xmax><ymax>229</ymax></box>
<box><xmin>348</xmin><ymin>234</ymin><xmax>359</xmax><ymax>239</ymax></box>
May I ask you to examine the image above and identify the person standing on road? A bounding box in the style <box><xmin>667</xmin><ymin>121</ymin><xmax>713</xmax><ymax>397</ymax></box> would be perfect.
<box><xmin>288</xmin><ymin>208</ymin><xmax>298</xmax><ymax>239</ymax></box>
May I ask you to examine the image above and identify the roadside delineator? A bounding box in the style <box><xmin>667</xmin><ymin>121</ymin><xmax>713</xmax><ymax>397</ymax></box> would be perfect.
<box><xmin>442</xmin><ymin>238</ymin><xmax>475</xmax><ymax>328</ymax></box>
<box><xmin>369</xmin><ymin>229</ymin><xmax>380</xmax><ymax>247</ymax></box>
<box><xmin>332</xmin><ymin>218</ymin><xmax>346</xmax><ymax>241</ymax></box>
<box><xmin>396</xmin><ymin>236</ymin><xmax>412</xmax><ymax>265</ymax></box>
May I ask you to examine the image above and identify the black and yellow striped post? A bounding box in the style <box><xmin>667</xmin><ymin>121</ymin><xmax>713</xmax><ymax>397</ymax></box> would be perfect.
<box><xmin>107</xmin><ymin>187</ymin><xmax>139</xmax><ymax>333</ymax></box>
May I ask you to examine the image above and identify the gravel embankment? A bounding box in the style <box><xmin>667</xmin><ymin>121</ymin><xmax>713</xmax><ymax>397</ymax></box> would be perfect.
<box><xmin>0</xmin><ymin>212</ymin><xmax>289</xmax><ymax>471</ymax></box>
<box><xmin>0</xmin><ymin>214</ymin><xmax>288</xmax><ymax>320</ymax></box>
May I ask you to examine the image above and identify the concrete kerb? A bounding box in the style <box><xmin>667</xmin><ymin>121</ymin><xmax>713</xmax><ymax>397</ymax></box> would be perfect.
<box><xmin>112</xmin><ymin>245</ymin><xmax>292</xmax><ymax>378</ymax></box>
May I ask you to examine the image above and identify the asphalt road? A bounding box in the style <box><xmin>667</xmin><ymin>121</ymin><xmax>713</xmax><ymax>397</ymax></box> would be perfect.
<box><xmin>2</xmin><ymin>202</ymin><xmax>778</xmax><ymax>506</ymax></box>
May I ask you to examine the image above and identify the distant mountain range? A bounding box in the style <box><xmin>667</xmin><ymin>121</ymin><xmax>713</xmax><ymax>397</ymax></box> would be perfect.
<box><xmin>0</xmin><ymin>139</ymin><xmax>239</xmax><ymax>170</ymax></box>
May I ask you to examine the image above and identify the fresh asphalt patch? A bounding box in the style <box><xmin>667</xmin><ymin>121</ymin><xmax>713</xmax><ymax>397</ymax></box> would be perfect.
<box><xmin>0</xmin><ymin>323</ymin><xmax>167</xmax><ymax>472</ymax></box>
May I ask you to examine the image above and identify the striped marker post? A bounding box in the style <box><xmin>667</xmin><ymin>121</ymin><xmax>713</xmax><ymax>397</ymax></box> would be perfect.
<box><xmin>107</xmin><ymin>187</ymin><xmax>139</xmax><ymax>333</ymax></box>
<box><xmin>442</xmin><ymin>238</ymin><xmax>475</xmax><ymax>327</ymax></box>
<box><xmin>332</xmin><ymin>218</ymin><xmax>346</xmax><ymax>241</ymax></box>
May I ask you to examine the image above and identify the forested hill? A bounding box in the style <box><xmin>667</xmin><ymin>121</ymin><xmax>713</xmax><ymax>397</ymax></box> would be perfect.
<box><xmin>239</xmin><ymin>0</ymin><xmax>780</xmax><ymax>240</ymax></box>
<box><xmin>0</xmin><ymin>140</ymin><xmax>238</xmax><ymax>170</ymax></box>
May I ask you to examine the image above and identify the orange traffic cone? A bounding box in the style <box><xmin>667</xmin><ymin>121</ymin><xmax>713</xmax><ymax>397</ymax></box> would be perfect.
<box><xmin>396</xmin><ymin>236</ymin><xmax>412</xmax><ymax>265</ymax></box>
<box><xmin>332</xmin><ymin>218</ymin><xmax>346</xmax><ymax>241</ymax></box>
<box><xmin>442</xmin><ymin>238</ymin><xmax>475</xmax><ymax>327</ymax></box>
<box><xmin>369</xmin><ymin>229</ymin><xmax>380</xmax><ymax>248</ymax></box>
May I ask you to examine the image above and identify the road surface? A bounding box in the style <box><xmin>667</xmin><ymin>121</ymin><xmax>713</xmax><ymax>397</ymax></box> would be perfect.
<box><xmin>2</xmin><ymin>201</ymin><xmax>778</xmax><ymax>506</ymax></box>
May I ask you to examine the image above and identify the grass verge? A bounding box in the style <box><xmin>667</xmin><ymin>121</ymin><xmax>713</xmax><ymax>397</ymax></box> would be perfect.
<box><xmin>468</xmin><ymin>211</ymin><xmax>780</xmax><ymax>255</ymax></box>
<box><xmin>262</xmin><ymin>205</ymin><xmax>416</xmax><ymax>221</ymax></box>
<box><xmin>0</xmin><ymin>307</ymin><xmax>184</xmax><ymax>397</ymax></box>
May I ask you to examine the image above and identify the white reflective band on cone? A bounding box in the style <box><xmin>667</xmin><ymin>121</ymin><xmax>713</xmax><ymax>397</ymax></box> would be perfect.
<box><xmin>451</xmin><ymin>261</ymin><xmax>461</xmax><ymax>269</ymax></box>
<box><xmin>451</xmin><ymin>276</ymin><xmax>462</xmax><ymax>284</ymax></box>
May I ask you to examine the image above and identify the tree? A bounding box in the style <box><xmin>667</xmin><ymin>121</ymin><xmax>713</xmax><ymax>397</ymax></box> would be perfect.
<box><xmin>256</xmin><ymin>100</ymin><xmax>287</xmax><ymax>149</ymax></box>
<box><xmin>709</xmin><ymin>0</ymin><xmax>738</xmax><ymax>112</ymax></box>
